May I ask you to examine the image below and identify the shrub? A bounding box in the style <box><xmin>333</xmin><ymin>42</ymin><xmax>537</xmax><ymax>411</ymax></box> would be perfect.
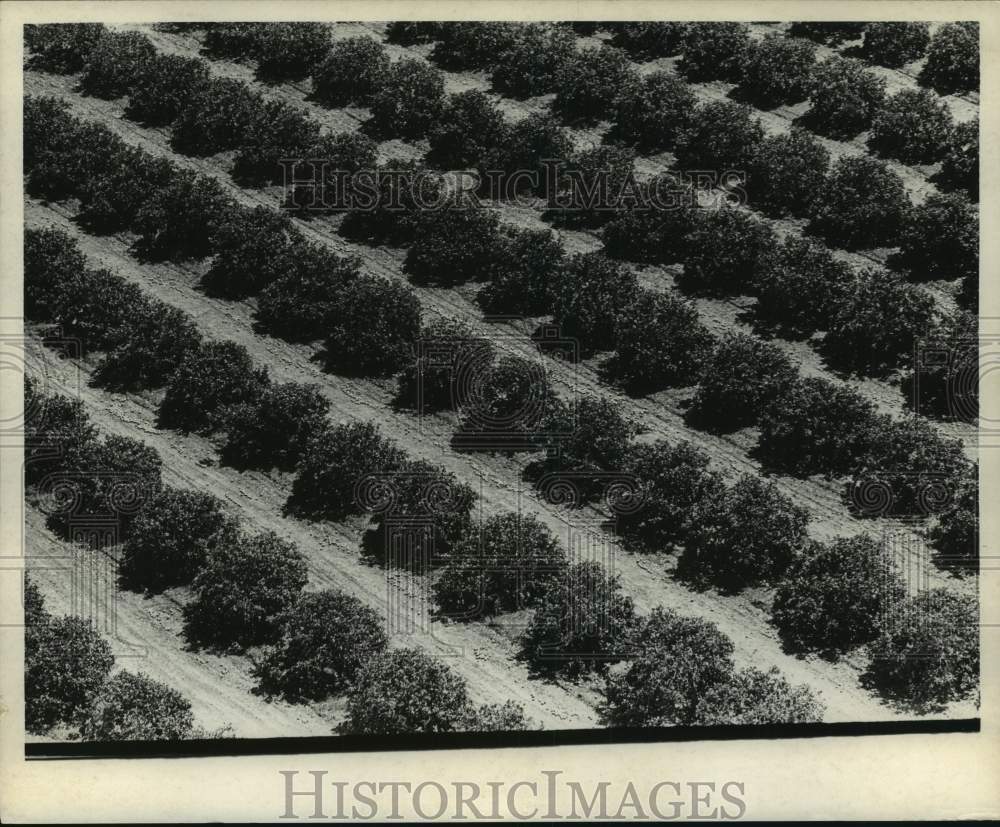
<box><xmin>679</xmin><ymin>207</ymin><xmax>776</xmax><ymax>296</ymax></box>
<box><xmin>396</xmin><ymin>319</ymin><xmax>497</xmax><ymax>413</ymax></box>
<box><xmin>369</xmin><ymin>59</ymin><xmax>446</xmax><ymax>139</ymax></box>
<box><xmin>158</xmin><ymin>341</ymin><xmax>270</xmax><ymax>434</ymax></box>
<box><xmin>869</xmin><ymin>88</ymin><xmax>954</xmax><ymax>166</ymax></box>
<box><xmin>772</xmin><ymin>535</ymin><xmax>906</xmax><ymax>657</ymax></box>
<box><xmin>79</xmin><ymin>30</ymin><xmax>156</xmax><ymax>98</ymax></box>
<box><xmin>477</xmin><ymin>227</ymin><xmax>566</xmax><ymax>316</ymax></box>
<box><xmin>466</xmin><ymin>701</ymin><xmax>533</xmax><ymax>732</ymax></box>
<box><xmin>404</xmin><ymin>204</ymin><xmax>503</xmax><ymax>286</ymax></box>
<box><xmin>287</xmin><ymin>422</ymin><xmax>405</xmax><ymax>519</ymax></box>
<box><xmin>124</xmin><ymin>53</ymin><xmax>211</xmax><ymax>125</ymax></box>
<box><xmin>862</xmin><ymin>22</ymin><xmax>930</xmax><ymax>67</ymax></box>
<box><xmin>740</xmin><ymin>33</ymin><xmax>817</xmax><ymax>105</ymax></box>
<box><xmin>678</xmin><ymin>22</ymin><xmax>750</xmax><ymax>81</ymax></box>
<box><xmin>221</xmin><ymin>382</ymin><xmax>331</xmax><ymax>471</ymax></box>
<box><xmin>24</xmin><ymin>23</ymin><xmax>107</xmax><ymax>72</ymax></box>
<box><xmin>807</xmin><ymin>156</ymin><xmax>909</xmax><ymax>250</ymax></box>
<box><xmin>24</xmin><ymin>226</ymin><xmax>88</xmax><ymax>320</ymax></box>
<box><xmin>920</xmin><ymin>22</ymin><xmax>979</xmax><ymax>93</ymax></box>
<box><xmin>430</xmin><ymin>22</ymin><xmax>520</xmax><ymax>70</ymax></box>
<box><xmin>23</xmin><ymin>390</ymin><xmax>99</xmax><ymax>487</ymax></box>
<box><xmin>788</xmin><ymin>22</ymin><xmax>864</xmax><ymax>45</ymax></box>
<box><xmin>183</xmin><ymin>531</ymin><xmax>309</xmax><ymax>650</ymax></box>
<box><xmin>865</xmin><ymin>589</ymin><xmax>978</xmax><ymax>711</ymax></box>
<box><xmin>674</xmin><ymin>101</ymin><xmax>764</xmax><ymax>173</ymax></box>
<box><xmin>433</xmin><ymin>513</ymin><xmax>566</xmax><ymax>620</ymax></box>
<box><xmin>23</xmin><ymin>95</ymin><xmax>77</xmax><ymax>179</ymax></box>
<box><xmin>24</xmin><ymin>575</ymin><xmax>47</xmax><ymax>627</ymax></box>
<box><xmin>612</xmin><ymin>290</ymin><xmax>714</xmax><ymax>393</ymax></box>
<box><xmin>491</xmin><ymin>23</ymin><xmax>576</xmax><ymax>98</ymax></box>
<box><xmin>312</xmin><ymin>35</ymin><xmax>389</xmax><ymax>107</ymax></box>
<box><xmin>607</xmin><ymin>70</ymin><xmax>697</xmax><ymax>153</ymax></box>
<box><xmin>600</xmin><ymin>177</ymin><xmax>698</xmax><ymax>265</ymax></box>
<box><xmin>747</xmin><ymin>128</ymin><xmax>829</xmax><ymax>218</ymax></box>
<box><xmin>171</xmin><ymin>77</ymin><xmax>264</xmax><ymax>156</ymax></box>
<box><xmin>427</xmin><ymin>91</ymin><xmax>507</xmax><ymax>170</ymax></box>
<box><xmin>384</xmin><ymin>22</ymin><xmax>443</xmax><ymax>45</ymax></box>
<box><xmin>26</xmin><ymin>116</ymin><xmax>124</xmax><ymax>203</ymax></box>
<box><xmin>323</xmin><ymin>276</ymin><xmax>422</xmax><ymax>376</ymax></box>
<box><xmin>680</xmin><ymin>474</ymin><xmax>810</xmax><ymax>591</ymax></box>
<box><xmin>546</xmin><ymin>144</ymin><xmax>637</xmax><ymax>228</ymax></box>
<box><xmin>521</xmin><ymin>561</ymin><xmax>638</xmax><ymax>678</ymax></box>
<box><xmin>894</xmin><ymin>192</ymin><xmax>978</xmax><ymax>283</ymax></box>
<box><xmin>202</xmin><ymin>23</ymin><xmax>267</xmax><ymax>59</ymax></box>
<box><xmin>549</xmin><ymin>253</ymin><xmax>640</xmax><ymax>355</ymax></box>
<box><xmin>230</xmin><ymin>100</ymin><xmax>322</xmax><ymax>186</ymax></box>
<box><xmin>757</xmin><ymin>377</ymin><xmax>882</xmax><ymax>478</ymax></box>
<box><xmin>339</xmin><ymin>160</ymin><xmax>444</xmax><ymax>246</ymax></box>
<box><xmin>612</xmin><ymin>22</ymin><xmax>686</xmax><ymax>58</ymax></box>
<box><xmin>80</xmin><ymin>672</ymin><xmax>196</xmax><ymax>741</ymax></box>
<box><xmin>552</xmin><ymin>45</ymin><xmax>638</xmax><ymax>125</ymax></box>
<box><xmin>25</xmin><ymin>615</ymin><xmax>114</xmax><ymax>734</ymax></box>
<box><xmin>805</xmin><ymin>56</ymin><xmax>886</xmax><ymax>139</ymax></box>
<box><xmin>692</xmin><ymin>667</ymin><xmax>825</xmax><ymax>725</ymax></box>
<box><xmin>254</xmin><ymin>590</ymin><xmax>388</xmax><ymax>702</ymax></box>
<box><xmin>821</xmin><ymin>267</ymin><xmax>938</xmax><ymax>376</ymax></box>
<box><xmin>119</xmin><ymin>487</ymin><xmax>237</xmax><ymax>593</ymax></box>
<box><xmin>75</xmin><ymin>148</ymin><xmax>176</xmax><ymax>235</ymax></box>
<box><xmin>617</xmin><ymin>441</ymin><xmax>726</xmax><ymax>552</ymax></box>
<box><xmin>296</xmin><ymin>129</ymin><xmax>380</xmax><ymax>209</ymax></box>
<box><xmin>253</xmin><ymin>23</ymin><xmax>331</xmax><ymax>81</ymax></box>
<box><xmin>939</xmin><ymin>117</ymin><xmax>979</xmax><ymax>199</ymax></box>
<box><xmin>929</xmin><ymin>471</ymin><xmax>978</xmax><ymax>573</ymax></box>
<box><xmin>601</xmin><ymin>607</ymin><xmax>735</xmax><ymax>726</ymax></box>
<box><xmin>479</xmin><ymin>114</ymin><xmax>573</xmax><ymax>199</ymax></box>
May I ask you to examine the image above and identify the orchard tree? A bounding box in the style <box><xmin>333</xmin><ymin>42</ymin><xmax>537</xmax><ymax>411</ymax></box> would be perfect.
<box><xmin>894</xmin><ymin>191</ymin><xmax>978</xmax><ymax>283</ymax></box>
<box><xmin>230</xmin><ymin>100</ymin><xmax>322</xmax><ymax>186</ymax></box>
<box><xmin>75</xmin><ymin>147</ymin><xmax>176</xmax><ymax>236</ymax></box>
<box><xmin>901</xmin><ymin>310</ymin><xmax>978</xmax><ymax>423</ymax></box>
<box><xmin>740</xmin><ymin>33</ymin><xmax>817</xmax><ymax>106</ymax></box>
<box><xmin>807</xmin><ymin>156</ymin><xmax>909</xmax><ymax>250</ymax></box>
<box><xmin>862</xmin><ymin>22</ymin><xmax>930</xmax><ymax>67</ymax></box>
<box><xmin>679</xmin><ymin>207</ymin><xmax>776</xmax><ymax>296</ymax></box>
<box><xmin>747</xmin><ymin>127</ymin><xmax>830</xmax><ymax>218</ymax></box>
<box><xmin>24</xmin><ymin>226</ymin><xmax>88</xmax><ymax>321</ymax></box>
<box><xmin>430</xmin><ymin>22</ymin><xmax>520</xmax><ymax>71</ymax></box>
<box><xmin>202</xmin><ymin>23</ymin><xmax>267</xmax><ymax>58</ymax></box>
<box><xmin>692</xmin><ymin>667</ymin><xmax>825</xmax><ymax>725</ymax></box>
<box><xmin>607</xmin><ymin>70</ymin><xmax>697</xmax><ymax>153</ymax></box>
<box><xmin>119</xmin><ymin>487</ymin><xmax>238</xmax><ymax>593</ymax></box>
<box><xmin>427</xmin><ymin>91</ymin><xmax>507</xmax><ymax>170</ymax></box>
<box><xmin>612</xmin><ymin>290</ymin><xmax>715</xmax><ymax>394</ymax></box>
<box><xmin>771</xmin><ymin>535</ymin><xmax>906</xmax><ymax>657</ymax></box>
<box><xmin>124</xmin><ymin>53</ymin><xmax>211</xmax><ymax>125</ymax></box>
<box><xmin>24</xmin><ymin>576</ymin><xmax>47</xmax><ymax>628</ymax></box>
<box><xmin>612</xmin><ymin>22</ymin><xmax>686</xmax><ymax>58</ymax></box>
<box><xmin>254</xmin><ymin>589</ymin><xmax>388</xmax><ymax>702</ymax></box>
<box><xmin>552</xmin><ymin>45</ymin><xmax>639</xmax><ymax>125</ymax></box>
<box><xmin>929</xmin><ymin>470</ymin><xmax>978</xmax><ymax>573</ymax></box>
<box><xmin>678</xmin><ymin>22</ymin><xmax>750</xmax><ymax>82</ymax></box>
<box><xmin>477</xmin><ymin>226</ymin><xmax>566</xmax><ymax>316</ymax></box>
<box><xmin>920</xmin><ymin>22</ymin><xmax>979</xmax><ymax>93</ymax></box>
<box><xmin>805</xmin><ymin>56</ymin><xmax>886</xmax><ymax>139</ymax></box>
<box><xmin>521</xmin><ymin>561</ymin><xmax>638</xmax><ymax>679</ymax></box>
<box><xmin>869</xmin><ymin>88</ymin><xmax>954</xmax><ymax>165</ymax></box>
<box><xmin>466</xmin><ymin>702</ymin><xmax>532</xmax><ymax>732</ymax></box>
<box><xmin>24</xmin><ymin>23</ymin><xmax>107</xmax><ymax>72</ymax></box>
<box><xmin>339</xmin><ymin>160</ymin><xmax>444</xmax><ymax>246</ymax></box>
<box><xmin>478</xmin><ymin>114</ymin><xmax>573</xmax><ymax>199</ymax></box>
<box><xmin>79</xmin><ymin>30</ymin><xmax>156</xmax><ymax>98</ymax></box>
<box><xmin>491</xmin><ymin>23</ymin><xmax>576</xmax><ymax>98</ymax></box>
<box><xmin>171</xmin><ymin>77</ymin><xmax>264</xmax><ymax>156</ymax></box>
<box><xmin>404</xmin><ymin>203</ymin><xmax>503</xmax><ymax>286</ymax></box>
<box><xmin>788</xmin><ymin>22</ymin><xmax>864</xmax><ymax>45</ymax></box>
<box><xmin>312</xmin><ymin>35</ymin><xmax>389</xmax><ymax>107</ymax></box>
<box><xmin>23</xmin><ymin>389</ymin><xmax>98</xmax><ymax>487</ymax></box>
<box><xmin>601</xmin><ymin>608</ymin><xmax>735</xmax><ymax>726</ymax></box>
<box><xmin>252</xmin><ymin>23</ymin><xmax>332</xmax><ymax>81</ymax></box>
<box><xmin>674</xmin><ymin>101</ymin><xmax>764</xmax><ymax>173</ymax></box>
<box><xmin>183</xmin><ymin>531</ymin><xmax>309</xmax><ymax>650</ymax></box>
<box><xmin>546</xmin><ymin>145</ymin><xmax>637</xmax><ymax>229</ymax></box>
<box><xmin>939</xmin><ymin>117</ymin><xmax>979</xmax><ymax>200</ymax></box>
<box><xmin>384</xmin><ymin>22</ymin><xmax>443</xmax><ymax>45</ymax></box>
<box><xmin>600</xmin><ymin>177</ymin><xmax>698</xmax><ymax>266</ymax></box>
<box><xmin>369</xmin><ymin>59</ymin><xmax>446</xmax><ymax>139</ymax></box>
<box><xmin>80</xmin><ymin>672</ymin><xmax>196</xmax><ymax>741</ymax></box>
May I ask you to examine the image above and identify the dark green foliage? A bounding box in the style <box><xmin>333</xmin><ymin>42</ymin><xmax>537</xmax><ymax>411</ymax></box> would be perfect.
<box><xmin>680</xmin><ymin>474</ymin><xmax>810</xmax><ymax>591</ymax></box>
<box><xmin>939</xmin><ymin>117</ymin><xmax>979</xmax><ymax>200</ymax></box>
<box><xmin>183</xmin><ymin>532</ymin><xmax>309</xmax><ymax>650</ymax></box>
<box><xmin>894</xmin><ymin>192</ymin><xmax>978</xmax><ymax>282</ymax></box>
<box><xmin>171</xmin><ymin>77</ymin><xmax>264</xmax><ymax>156</ymax></box>
<box><xmin>369</xmin><ymin>59</ymin><xmax>446</xmax><ymax>139</ymax></box>
<box><xmin>805</xmin><ymin>56</ymin><xmax>886</xmax><ymax>139</ymax></box>
<box><xmin>384</xmin><ymin>22</ymin><xmax>443</xmax><ymax>45</ymax></box>
<box><xmin>869</xmin><ymin>88</ymin><xmax>954</xmax><ymax>165</ymax></box>
<box><xmin>253</xmin><ymin>23</ymin><xmax>331</xmax><ymax>81</ymax></box>
<box><xmin>477</xmin><ymin>227</ymin><xmax>566</xmax><ymax>316</ymax></box>
<box><xmin>339</xmin><ymin>161</ymin><xmax>444</xmax><ymax>246</ymax></box>
<box><xmin>612</xmin><ymin>22</ymin><xmax>686</xmax><ymax>58</ymax></box>
<box><xmin>430</xmin><ymin>22</ymin><xmax>520</xmax><ymax>71</ymax></box>
<box><xmin>772</xmin><ymin>535</ymin><xmax>906</xmax><ymax>657</ymax></box>
<box><xmin>808</xmin><ymin>156</ymin><xmax>909</xmax><ymax>250</ymax></box>
<box><xmin>788</xmin><ymin>22</ymin><xmax>864</xmax><ymax>45</ymax></box>
<box><xmin>920</xmin><ymin>22</ymin><xmax>979</xmax><ymax>93</ymax></box>
<box><xmin>323</xmin><ymin>276</ymin><xmax>422</xmax><ymax>376</ymax></box>
<box><xmin>674</xmin><ymin>100</ymin><xmax>764</xmax><ymax>172</ymax></box>
<box><xmin>254</xmin><ymin>590</ymin><xmax>388</xmax><ymax>702</ymax></box>
<box><xmin>433</xmin><ymin>513</ymin><xmax>566</xmax><ymax>619</ymax></box>
<box><xmin>600</xmin><ymin>177</ymin><xmax>698</xmax><ymax>265</ymax></box>
<box><xmin>124</xmin><ymin>53</ymin><xmax>211</xmax><ymax>125</ymax></box>
<box><xmin>865</xmin><ymin>589</ymin><xmax>978</xmax><ymax>711</ymax></box>
<box><xmin>740</xmin><ymin>33</ymin><xmax>816</xmax><ymax>105</ymax></box>
<box><xmin>747</xmin><ymin>127</ymin><xmax>830</xmax><ymax>218</ymax></box>
<box><xmin>79</xmin><ymin>30</ymin><xmax>156</xmax><ymax>98</ymax></box>
<box><xmin>81</xmin><ymin>672</ymin><xmax>196</xmax><ymax>741</ymax></box>
<box><xmin>607</xmin><ymin>70</ymin><xmax>696</xmax><ymax>153</ymax></box>
<box><xmin>404</xmin><ymin>204</ymin><xmax>503</xmax><ymax>286</ymax></box>
<box><xmin>312</xmin><ymin>35</ymin><xmax>389</xmax><ymax>107</ymax></box>
<box><xmin>427</xmin><ymin>91</ymin><xmax>507</xmax><ymax>170</ymax></box>
<box><xmin>287</xmin><ymin>422</ymin><xmax>405</xmax><ymax>519</ymax></box>
<box><xmin>479</xmin><ymin>114</ymin><xmax>573</xmax><ymax>199</ymax></box>
<box><xmin>521</xmin><ymin>561</ymin><xmax>638</xmax><ymax>678</ymax></box>
<box><xmin>552</xmin><ymin>45</ymin><xmax>638</xmax><ymax>125</ymax></box>
<box><xmin>221</xmin><ymin>382</ymin><xmax>331</xmax><ymax>471</ymax></box>
<box><xmin>230</xmin><ymin>100</ymin><xmax>322</xmax><ymax>186</ymax></box>
<box><xmin>692</xmin><ymin>667</ymin><xmax>825</xmax><ymax>725</ymax></box>
<box><xmin>601</xmin><ymin>608</ymin><xmax>735</xmax><ymax>726</ymax></box>
<box><xmin>679</xmin><ymin>207</ymin><xmax>776</xmax><ymax>296</ymax></box>
<box><xmin>612</xmin><ymin>290</ymin><xmax>714</xmax><ymax>393</ymax></box>
<box><xmin>929</xmin><ymin>470</ymin><xmax>978</xmax><ymax>573</ymax></box>
<box><xmin>862</xmin><ymin>22</ymin><xmax>930</xmax><ymax>67</ymax></box>
<box><xmin>617</xmin><ymin>440</ymin><xmax>726</xmax><ymax>552</ymax></box>
<box><xmin>24</xmin><ymin>23</ymin><xmax>107</xmax><ymax>73</ymax></box>
<box><xmin>25</xmin><ymin>615</ymin><xmax>114</xmax><ymax>734</ymax></box>
<box><xmin>158</xmin><ymin>341</ymin><xmax>270</xmax><ymax>434</ymax></box>
<box><xmin>678</xmin><ymin>22</ymin><xmax>750</xmax><ymax>81</ymax></box>
<box><xmin>491</xmin><ymin>23</ymin><xmax>576</xmax><ymax>98</ymax></box>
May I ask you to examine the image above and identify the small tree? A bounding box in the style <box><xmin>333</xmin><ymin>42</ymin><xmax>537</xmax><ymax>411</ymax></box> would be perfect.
<box><xmin>252</xmin><ymin>22</ymin><xmax>332</xmax><ymax>81</ymax></box>
<box><xmin>433</xmin><ymin>513</ymin><xmax>566</xmax><ymax>620</ymax></box>
<box><xmin>339</xmin><ymin>160</ymin><xmax>444</xmax><ymax>246</ymax></box>
<box><xmin>183</xmin><ymin>531</ymin><xmax>309</xmax><ymax>650</ymax></box>
<box><xmin>607</xmin><ymin>70</ymin><xmax>697</xmax><ymax>154</ymax></box>
<box><xmin>807</xmin><ymin>156</ymin><xmax>909</xmax><ymax>250</ymax></box>
<box><xmin>76</xmin><ymin>147</ymin><xmax>176</xmax><ymax>236</ymax></box>
<box><xmin>929</xmin><ymin>470</ymin><xmax>977</xmax><ymax>573</ymax></box>
<box><xmin>692</xmin><ymin>667</ymin><xmax>825</xmax><ymax>725</ymax></box>
<box><xmin>23</xmin><ymin>389</ymin><xmax>99</xmax><ymax>487</ymax></box>
<box><xmin>79</xmin><ymin>30</ymin><xmax>156</xmax><ymax>98</ymax></box>
<box><xmin>865</xmin><ymin>589</ymin><xmax>978</xmax><ymax>711</ymax></box>
<box><xmin>552</xmin><ymin>46</ymin><xmax>639</xmax><ymax>124</ymax></box>
<box><xmin>747</xmin><ymin>128</ymin><xmax>830</xmax><ymax>218</ymax></box>
<box><xmin>158</xmin><ymin>341</ymin><xmax>270</xmax><ymax>434</ymax></box>
<box><xmin>600</xmin><ymin>177</ymin><xmax>698</xmax><ymax>266</ymax></box>
<box><xmin>230</xmin><ymin>100</ymin><xmax>322</xmax><ymax>186</ymax></box>
<box><xmin>26</xmin><ymin>615</ymin><xmax>114</xmax><ymax>734</ymax></box>
<box><xmin>478</xmin><ymin>114</ymin><xmax>573</xmax><ymax>199</ymax></box>
<box><xmin>80</xmin><ymin>672</ymin><xmax>196</xmax><ymax>741</ymax></box>
<box><xmin>119</xmin><ymin>487</ymin><xmax>238</xmax><ymax>593</ymax></box>
<box><xmin>491</xmin><ymin>23</ymin><xmax>576</xmax><ymax>98</ymax></box>
<box><xmin>862</xmin><ymin>22</ymin><xmax>930</xmax><ymax>67</ymax></box>
<box><xmin>521</xmin><ymin>561</ymin><xmax>638</xmax><ymax>679</ymax></box>
<box><xmin>612</xmin><ymin>22</ymin><xmax>686</xmax><ymax>58</ymax></box>
<box><xmin>24</xmin><ymin>23</ymin><xmax>107</xmax><ymax>73</ymax></box>
<box><xmin>920</xmin><ymin>22</ymin><xmax>979</xmax><ymax>93</ymax></box>
<box><xmin>679</xmin><ymin>474</ymin><xmax>810</xmax><ymax>591</ymax></box>
<box><xmin>287</xmin><ymin>422</ymin><xmax>405</xmax><ymax>519</ymax></box>
<box><xmin>805</xmin><ymin>56</ymin><xmax>886</xmax><ymax>139</ymax></box>
<box><xmin>123</xmin><ymin>52</ymin><xmax>211</xmax><ymax>126</ymax></box>
<box><xmin>678</xmin><ymin>22</ymin><xmax>750</xmax><ymax>81</ymax></box>
<box><xmin>202</xmin><ymin>23</ymin><xmax>267</xmax><ymax>59</ymax></box>
<box><xmin>477</xmin><ymin>226</ymin><xmax>566</xmax><ymax>316</ymax></box>
<box><xmin>740</xmin><ymin>33</ymin><xmax>817</xmax><ymax>106</ymax></box>
<box><xmin>171</xmin><ymin>77</ymin><xmax>264</xmax><ymax>156</ymax></box>
<box><xmin>254</xmin><ymin>589</ymin><xmax>388</xmax><ymax>702</ymax></box>
<box><xmin>772</xmin><ymin>535</ymin><xmax>906</xmax><ymax>657</ymax></box>
<box><xmin>546</xmin><ymin>144</ymin><xmax>637</xmax><ymax>229</ymax></box>
<box><xmin>939</xmin><ymin>117</ymin><xmax>979</xmax><ymax>200</ymax></box>
<box><xmin>679</xmin><ymin>207</ymin><xmax>776</xmax><ymax>296</ymax></box>
<box><xmin>869</xmin><ymin>88</ymin><xmax>954</xmax><ymax>165</ymax></box>
<box><xmin>323</xmin><ymin>276</ymin><xmax>422</xmax><ymax>376</ymax></box>
<box><xmin>788</xmin><ymin>22</ymin><xmax>864</xmax><ymax>45</ymax></box>
<box><xmin>369</xmin><ymin>59</ymin><xmax>446</xmax><ymax>140</ymax></box>
<box><xmin>464</xmin><ymin>701</ymin><xmax>533</xmax><ymax>732</ymax></box>
<box><xmin>894</xmin><ymin>191</ymin><xmax>978</xmax><ymax>283</ymax></box>
<box><xmin>221</xmin><ymin>382</ymin><xmax>331</xmax><ymax>471</ymax></box>
<box><xmin>601</xmin><ymin>607</ymin><xmax>735</xmax><ymax>726</ymax></box>
<box><xmin>427</xmin><ymin>91</ymin><xmax>508</xmax><ymax>170</ymax></box>
<box><xmin>403</xmin><ymin>204</ymin><xmax>504</xmax><ymax>286</ymax></box>
<box><xmin>612</xmin><ymin>290</ymin><xmax>715</xmax><ymax>393</ymax></box>
<box><xmin>312</xmin><ymin>35</ymin><xmax>389</xmax><ymax>107</ymax></box>
<box><xmin>674</xmin><ymin>101</ymin><xmax>764</xmax><ymax>173</ymax></box>
<box><xmin>430</xmin><ymin>22</ymin><xmax>521</xmax><ymax>71</ymax></box>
